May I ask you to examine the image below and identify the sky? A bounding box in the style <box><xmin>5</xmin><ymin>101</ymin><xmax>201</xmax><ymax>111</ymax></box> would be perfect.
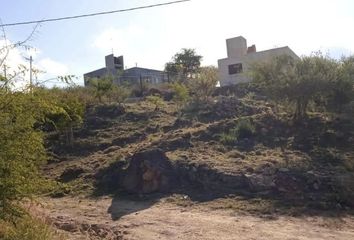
<box><xmin>0</xmin><ymin>0</ymin><xmax>354</xmax><ymax>87</ymax></box>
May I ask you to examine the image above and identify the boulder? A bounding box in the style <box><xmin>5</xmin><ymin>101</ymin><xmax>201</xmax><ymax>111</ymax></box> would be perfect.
<box><xmin>121</xmin><ymin>148</ymin><xmax>177</xmax><ymax>193</ymax></box>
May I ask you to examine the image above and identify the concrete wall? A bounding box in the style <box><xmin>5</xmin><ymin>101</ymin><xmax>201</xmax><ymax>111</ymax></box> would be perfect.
<box><xmin>226</xmin><ymin>36</ymin><xmax>247</xmax><ymax>58</ymax></box>
<box><xmin>218</xmin><ymin>37</ymin><xmax>298</xmax><ymax>86</ymax></box>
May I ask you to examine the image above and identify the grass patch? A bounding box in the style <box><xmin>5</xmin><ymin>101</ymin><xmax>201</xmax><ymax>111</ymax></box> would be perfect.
<box><xmin>0</xmin><ymin>215</ymin><xmax>64</xmax><ymax>240</ymax></box>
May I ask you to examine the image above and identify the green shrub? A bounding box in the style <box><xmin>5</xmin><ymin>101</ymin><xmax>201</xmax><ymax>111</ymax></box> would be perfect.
<box><xmin>146</xmin><ymin>95</ymin><xmax>165</xmax><ymax>111</ymax></box>
<box><xmin>219</xmin><ymin>132</ymin><xmax>237</xmax><ymax>145</ymax></box>
<box><xmin>235</xmin><ymin>118</ymin><xmax>255</xmax><ymax>139</ymax></box>
<box><xmin>219</xmin><ymin>119</ymin><xmax>255</xmax><ymax>145</ymax></box>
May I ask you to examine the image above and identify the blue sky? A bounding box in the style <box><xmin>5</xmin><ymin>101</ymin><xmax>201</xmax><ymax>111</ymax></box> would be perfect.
<box><xmin>1</xmin><ymin>0</ymin><xmax>354</xmax><ymax>86</ymax></box>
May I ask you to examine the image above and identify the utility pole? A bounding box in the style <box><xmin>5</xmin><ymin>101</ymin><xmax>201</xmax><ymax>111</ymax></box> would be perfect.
<box><xmin>3</xmin><ymin>64</ymin><xmax>7</xmax><ymax>79</ymax></box>
<box><xmin>29</xmin><ymin>56</ymin><xmax>33</xmax><ymax>94</ymax></box>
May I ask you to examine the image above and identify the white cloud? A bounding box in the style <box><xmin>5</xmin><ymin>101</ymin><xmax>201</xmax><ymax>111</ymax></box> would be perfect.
<box><xmin>37</xmin><ymin>58</ymin><xmax>69</xmax><ymax>77</ymax></box>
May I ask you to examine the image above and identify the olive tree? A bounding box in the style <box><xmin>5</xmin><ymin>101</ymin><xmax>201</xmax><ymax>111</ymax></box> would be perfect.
<box><xmin>252</xmin><ymin>53</ymin><xmax>341</xmax><ymax>120</ymax></box>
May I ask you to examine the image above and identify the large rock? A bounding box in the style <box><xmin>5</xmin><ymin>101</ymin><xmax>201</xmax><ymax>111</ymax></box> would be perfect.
<box><xmin>121</xmin><ymin>148</ymin><xmax>177</xmax><ymax>193</ymax></box>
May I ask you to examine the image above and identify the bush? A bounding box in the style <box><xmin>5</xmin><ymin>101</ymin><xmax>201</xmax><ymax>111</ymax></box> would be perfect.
<box><xmin>219</xmin><ymin>118</ymin><xmax>255</xmax><ymax>145</ymax></box>
<box><xmin>235</xmin><ymin>118</ymin><xmax>255</xmax><ymax>139</ymax></box>
<box><xmin>219</xmin><ymin>132</ymin><xmax>237</xmax><ymax>145</ymax></box>
<box><xmin>170</xmin><ymin>82</ymin><xmax>190</xmax><ymax>110</ymax></box>
<box><xmin>146</xmin><ymin>95</ymin><xmax>165</xmax><ymax>111</ymax></box>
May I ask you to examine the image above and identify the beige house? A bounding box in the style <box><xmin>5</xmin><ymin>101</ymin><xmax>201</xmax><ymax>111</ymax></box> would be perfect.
<box><xmin>217</xmin><ymin>36</ymin><xmax>298</xmax><ymax>86</ymax></box>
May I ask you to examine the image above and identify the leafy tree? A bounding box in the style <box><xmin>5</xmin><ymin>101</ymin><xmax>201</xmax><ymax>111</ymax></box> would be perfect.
<box><xmin>165</xmin><ymin>48</ymin><xmax>202</xmax><ymax>82</ymax></box>
<box><xmin>326</xmin><ymin>56</ymin><xmax>354</xmax><ymax>112</ymax></box>
<box><xmin>252</xmin><ymin>53</ymin><xmax>340</xmax><ymax>120</ymax></box>
<box><xmin>107</xmin><ymin>85</ymin><xmax>131</xmax><ymax>106</ymax></box>
<box><xmin>170</xmin><ymin>82</ymin><xmax>190</xmax><ymax>110</ymax></box>
<box><xmin>0</xmin><ymin>91</ymin><xmax>47</xmax><ymax>220</ymax></box>
<box><xmin>87</xmin><ymin>76</ymin><xmax>114</xmax><ymax>103</ymax></box>
<box><xmin>189</xmin><ymin>66</ymin><xmax>218</xmax><ymax>102</ymax></box>
<box><xmin>41</xmin><ymin>88</ymin><xmax>85</xmax><ymax>147</ymax></box>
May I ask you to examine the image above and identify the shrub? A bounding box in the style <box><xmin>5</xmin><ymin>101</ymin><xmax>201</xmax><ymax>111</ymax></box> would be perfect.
<box><xmin>170</xmin><ymin>82</ymin><xmax>190</xmax><ymax>109</ymax></box>
<box><xmin>219</xmin><ymin>132</ymin><xmax>237</xmax><ymax>145</ymax></box>
<box><xmin>146</xmin><ymin>95</ymin><xmax>165</xmax><ymax>111</ymax></box>
<box><xmin>235</xmin><ymin>118</ymin><xmax>256</xmax><ymax>139</ymax></box>
<box><xmin>219</xmin><ymin>118</ymin><xmax>255</xmax><ymax>145</ymax></box>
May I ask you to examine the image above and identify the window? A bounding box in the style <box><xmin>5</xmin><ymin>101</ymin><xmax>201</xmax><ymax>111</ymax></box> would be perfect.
<box><xmin>228</xmin><ymin>63</ymin><xmax>243</xmax><ymax>75</ymax></box>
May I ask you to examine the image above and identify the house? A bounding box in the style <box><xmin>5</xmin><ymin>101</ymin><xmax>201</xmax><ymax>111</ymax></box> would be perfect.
<box><xmin>84</xmin><ymin>54</ymin><xmax>167</xmax><ymax>86</ymax></box>
<box><xmin>217</xmin><ymin>36</ymin><xmax>298</xmax><ymax>86</ymax></box>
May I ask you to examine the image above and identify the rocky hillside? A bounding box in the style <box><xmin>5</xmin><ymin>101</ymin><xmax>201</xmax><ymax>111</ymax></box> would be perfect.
<box><xmin>44</xmin><ymin>94</ymin><xmax>354</xmax><ymax>211</ymax></box>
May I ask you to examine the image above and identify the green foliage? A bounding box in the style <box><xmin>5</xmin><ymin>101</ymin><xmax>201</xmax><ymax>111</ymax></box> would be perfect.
<box><xmin>235</xmin><ymin>118</ymin><xmax>256</xmax><ymax>139</ymax></box>
<box><xmin>146</xmin><ymin>95</ymin><xmax>165</xmax><ymax>111</ymax></box>
<box><xmin>36</xmin><ymin>87</ymin><xmax>85</xmax><ymax>146</ymax></box>
<box><xmin>189</xmin><ymin>66</ymin><xmax>218</xmax><ymax>102</ymax></box>
<box><xmin>107</xmin><ymin>85</ymin><xmax>131</xmax><ymax>105</ymax></box>
<box><xmin>219</xmin><ymin>132</ymin><xmax>238</xmax><ymax>145</ymax></box>
<box><xmin>219</xmin><ymin>119</ymin><xmax>255</xmax><ymax>145</ymax></box>
<box><xmin>165</xmin><ymin>48</ymin><xmax>202</xmax><ymax>82</ymax></box>
<box><xmin>326</xmin><ymin>56</ymin><xmax>354</xmax><ymax>113</ymax></box>
<box><xmin>87</xmin><ymin>76</ymin><xmax>114</xmax><ymax>102</ymax></box>
<box><xmin>170</xmin><ymin>82</ymin><xmax>190</xmax><ymax>109</ymax></box>
<box><xmin>252</xmin><ymin>53</ymin><xmax>354</xmax><ymax>120</ymax></box>
<box><xmin>0</xmin><ymin>92</ymin><xmax>47</xmax><ymax>220</ymax></box>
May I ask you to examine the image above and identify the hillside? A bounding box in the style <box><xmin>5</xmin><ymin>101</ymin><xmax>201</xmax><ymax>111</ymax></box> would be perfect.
<box><xmin>40</xmin><ymin>92</ymin><xmax>354</xmax><ymax>239</ymax></box>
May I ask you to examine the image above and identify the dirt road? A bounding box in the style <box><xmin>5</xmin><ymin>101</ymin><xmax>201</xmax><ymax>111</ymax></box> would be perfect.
<box><xmin>41</xmin><ymin>196</ymin><xmax>354</xmax><ymax>240</ymax></box>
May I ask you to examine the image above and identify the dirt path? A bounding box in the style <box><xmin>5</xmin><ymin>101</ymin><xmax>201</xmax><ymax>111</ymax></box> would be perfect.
<box><xmin>41</xmin><ymin>196</ymin><xmax>354</xmax><ymax>240</ymax></box>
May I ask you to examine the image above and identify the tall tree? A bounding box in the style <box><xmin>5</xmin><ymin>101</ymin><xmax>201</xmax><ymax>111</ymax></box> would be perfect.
<box><xmin>251</xmin><ymin>53</ymin><xmax>341</xmax><ymax>120</ymax></box>
<box><xmin>165</xmin><ymin>48</ymin><xmax>202</xmax><ymax>82</ymax></box>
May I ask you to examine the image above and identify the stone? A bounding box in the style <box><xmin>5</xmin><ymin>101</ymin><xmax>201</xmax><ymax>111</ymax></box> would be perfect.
<box><xmin>121</xmin><ymin>148</ymin><xmax>177</xmax><ymax>194</ymax></box>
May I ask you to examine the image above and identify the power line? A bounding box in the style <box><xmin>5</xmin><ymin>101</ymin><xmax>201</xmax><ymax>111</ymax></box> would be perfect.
<box><xmin>0</xmin><ymin>0</ymin><xmax>191</xmax><ymax>27</ymax></box>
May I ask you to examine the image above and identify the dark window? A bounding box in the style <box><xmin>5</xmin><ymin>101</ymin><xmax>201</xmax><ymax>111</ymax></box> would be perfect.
<box><xmin>114</xmin><ymin>57</ymin><xmax>121</xmax><ymax>65</ymax></box>
<box><xmin>228</xmin><ymin>63</ymin><xmax>243</xmax><ymax>75</ymax></box>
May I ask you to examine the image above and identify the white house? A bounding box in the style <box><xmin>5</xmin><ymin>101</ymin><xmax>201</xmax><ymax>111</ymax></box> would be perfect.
<box><xmin>217</xmin><ymin>36</ymin><xmax>298</xmax><ymax>86</ymax></box>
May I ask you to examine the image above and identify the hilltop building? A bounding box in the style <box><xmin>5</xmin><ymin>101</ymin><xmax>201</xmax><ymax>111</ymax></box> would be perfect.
<box><xmin>217</xmin><ymin>36</ymin><xmax>298</xmax><ymax>86</ymax></box>
<box><xmin>84</xmin><ymin>54</ymin><xmax>167</xmax><ymax>86</ymax></box>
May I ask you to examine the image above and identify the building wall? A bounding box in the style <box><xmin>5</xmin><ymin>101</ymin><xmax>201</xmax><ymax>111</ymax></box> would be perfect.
<box><xmin>226</xmin><ymin>36</ymin><xmax>247</xmax><ymax>58</ymax></box>
<box><xmin>83</xmin><ymin>55</ymin><xmax>167</xmax><ymax>86</ymax></box>
<box><xmin>218</xmin><ymin>39</ymin><xmax>298</xmax><ymax>86</ymax></box>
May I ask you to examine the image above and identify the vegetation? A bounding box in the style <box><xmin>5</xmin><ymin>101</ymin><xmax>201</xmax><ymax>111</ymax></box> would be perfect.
<box><xmin>189</xmin><ymin>66</ymin><xmax>218</xmax><ymax>103</ymax></box>
<box><xmin>0</xmin><ymin>216</ymin><xmax>60</xmax><ymax>240</ymax></box>
<box><xmin>87</xmin><ymin>76</ymin><xmax>114</xmax><ymax>103</ymax></box>
<box><xmin>165</xmin><ymin>48</ymin><xmax>202</xmax><ymax>82</ymax></box>
<box><xmin>146</xmin><ymin>95</ymin><xmax>165</xmax><ymax>111</ymax></box>
<box><xmin>220</xmin><ymin>118</ymin><xmax>255</xmax><ymax>145</ymax></box>
<box><xmin>252</xmin><ymin>54</ymin><xmax>354</xmax><ymax>121</ymax></box>
<box><xmin>170</xmin><ymin>82</ymin><xmax>190</xmax><ymax>110</ymax></box>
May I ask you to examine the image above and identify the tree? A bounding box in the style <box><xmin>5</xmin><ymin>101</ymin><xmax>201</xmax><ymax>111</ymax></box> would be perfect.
<box><xmin>252</xmin><ymin>53</ymin><xmax>339</xmax><ymax>121</ymax></box>
<box><xmin>107</xmin><ymin>85</ymin><xmax>131</xmax><ymax>106</ymax></box>
<box><xmin>0</xmin><ymin>91</ymin><xmax>47</xmax><ymax>220</ymax></box>
<box><xmin>189</xmin><ymin>66</ymin><xmax>218</xmax><ymax>102</ymax></box>
<box><xmin>41</xmin><ymin>88</ymin><xmax>85</xmax><ymax>147</ymax></box>
<box><xmin>326</xmin><ymin>56</ymin><xmax>354</xmax><ymax>113</ymax></box>
<box><xmin>170</xmin><ymin>82</ymin><xmax>190</xmax><ymax>110</ymax></box>
<box><xmin>87</xmin><ymin>76</ymin><xmax>114</xmax><ymax>103</ymax></box>
<box><xmin>165</xmin><ymin>48</ymin><xmax>202</xmax><ymax>82</ymax></box>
